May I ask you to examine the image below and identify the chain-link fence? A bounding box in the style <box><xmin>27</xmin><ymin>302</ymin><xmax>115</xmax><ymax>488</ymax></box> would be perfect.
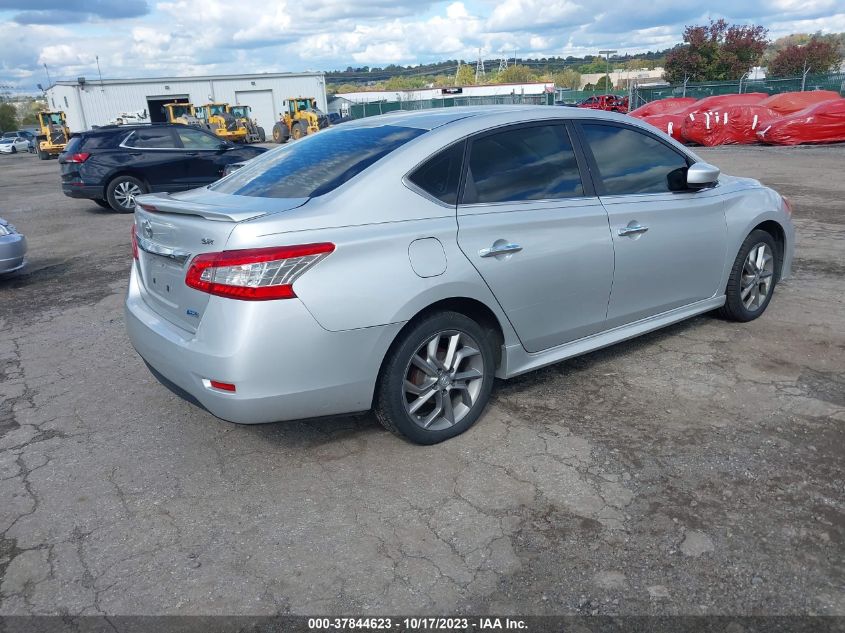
<box><xmin>344</xmin><ymin>72</ymin><xmax>845</xmax><ymax>119</ymax></box>
<box><xmin>348</xmin><ymin>92</ymin><xmax>555</xmax><ymax>119</ymax></box>
<box><xmin>632</xmin><ymin>72</ymin><xmax>845</xmax><ymax>108</ymax></box>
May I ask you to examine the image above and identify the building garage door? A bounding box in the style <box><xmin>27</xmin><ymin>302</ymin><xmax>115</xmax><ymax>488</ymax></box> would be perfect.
<box><xmin>235</xmin><ymin>90</ymin><xmax>276</xmax><ymax>132</ymax></box>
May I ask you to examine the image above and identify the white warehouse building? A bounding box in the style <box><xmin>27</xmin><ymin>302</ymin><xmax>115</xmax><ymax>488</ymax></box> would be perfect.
<box><xmin>45</xmin><ymin>72</ymin><xmax>328</xmax><ymax>133</ymax></box>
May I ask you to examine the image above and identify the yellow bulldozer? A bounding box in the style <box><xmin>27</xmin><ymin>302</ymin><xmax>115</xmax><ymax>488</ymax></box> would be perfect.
<box><xmin>195</xmin><ymin>103</ymin><xmax>248</xmax><ymax>143</ymax></box>
<box><xmin>227</xmin><ymin>105</ymin><xmax>266</xmax><ymax>143</ymax></box>
<box><xmin>36</xmin><ymin>110</ymin><xmax>71</xmax><ymax>160</ymax></box>
<box><xmin>271</xmin><ymin>97</ymin><xmax>329</xmax><ymax>143</ymax></box>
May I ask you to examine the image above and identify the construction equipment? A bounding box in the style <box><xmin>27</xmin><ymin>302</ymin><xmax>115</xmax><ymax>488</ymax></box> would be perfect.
<box><xmin>109</xmin><ymin>110</ymin><xmax>150</xmax><ymax>125</ymax></box>
<box><xmin>35</xmin><ymin>111</ymin><xmax>70</xmax><ymax>160</ymax></box>
<box><xmin>162</xmin><ymin>102</ymin><xmax>207</xmax><ymax>128</ymax></box>
<box><xmin>227</xmin><ymin>105</ymin><xmax>266</xmax><ymax>143</ymax></box>
<box><xmin>271</xmin><ymin>97</ymin><xmax>329</xmax><ymax>143</ymax></box>
<box><xmin>195</xmin><ymin>103</ymin><xmax>248</xmax><ymax>143</ymax></box>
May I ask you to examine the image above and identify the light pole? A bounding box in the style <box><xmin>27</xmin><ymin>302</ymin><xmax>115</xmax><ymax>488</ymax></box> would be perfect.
<box><xmin>598</xmin><ymin>49</ymin><xmax>617</xmax><ymax>92</ymax></box>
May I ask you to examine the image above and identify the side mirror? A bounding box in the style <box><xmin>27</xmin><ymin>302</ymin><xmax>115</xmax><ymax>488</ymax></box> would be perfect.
<box><xmin>686</xmin><ymin>162</ymin><xmax>720</xmax><ymax>189</ymax></box>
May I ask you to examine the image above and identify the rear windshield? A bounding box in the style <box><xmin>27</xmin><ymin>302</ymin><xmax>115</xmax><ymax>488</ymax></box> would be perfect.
<box><xmin>211</xmin><ymin>124</ymin><xmax>426</xmax><ymax>199</ymax></box>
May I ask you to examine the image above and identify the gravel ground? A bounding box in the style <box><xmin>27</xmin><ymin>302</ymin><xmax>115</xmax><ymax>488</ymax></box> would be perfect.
<box><xmin>0</xmin><ymin>144</ymin><xmax>842</xmax><ymax>616</ymax></box>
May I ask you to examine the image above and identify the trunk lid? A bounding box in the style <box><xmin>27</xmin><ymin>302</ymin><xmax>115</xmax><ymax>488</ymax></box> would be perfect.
<box><xmin>132</xmin><ymin>190</ymin><xmax>307</xmax><ymax>332</ymax></box>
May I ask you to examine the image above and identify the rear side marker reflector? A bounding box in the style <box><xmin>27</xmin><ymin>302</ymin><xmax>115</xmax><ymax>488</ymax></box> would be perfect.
<box><xmin>209</xmin><ymin>380</ymin><xmax>236</xmax><ymax>392</ymax></box>
<box><xmin>185</xmin><ymin>243</ymin><xmax>335</xmax><ymax>301</ymax></box>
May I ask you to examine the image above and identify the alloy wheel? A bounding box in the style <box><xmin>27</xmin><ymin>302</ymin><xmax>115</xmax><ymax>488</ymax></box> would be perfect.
<box><xmin>114</xmin><ymin>181</ymin><xmax>142</xmax><ymax>209</ymax></box>
<box><xmin>740</xmin><ymin>242</ymin><xmax>774</xmax><ymax>311</ymax></box>
<box><xmin>403</xmin><ymin>330</ymin><xmax>485</xmax><ymax>431</ymax></box>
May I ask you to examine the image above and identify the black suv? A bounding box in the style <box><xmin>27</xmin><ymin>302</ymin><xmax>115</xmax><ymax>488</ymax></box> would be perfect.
<box><xmin>59</xmin><ymin>123</ymin><xmax>267</xmax><ymax>212</ymax></box>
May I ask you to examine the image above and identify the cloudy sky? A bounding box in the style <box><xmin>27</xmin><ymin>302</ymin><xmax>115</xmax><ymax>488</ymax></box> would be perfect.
<box><xmin>1</xmin><ymin>0</ymin><xmax>843</xmax><ymax>91</ymax></box>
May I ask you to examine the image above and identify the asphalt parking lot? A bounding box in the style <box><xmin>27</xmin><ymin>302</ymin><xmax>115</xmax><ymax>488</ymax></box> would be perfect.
<box><xmin>0</xmin><ymin>143</ymin><xmax>843</xmax><ymax>617</ymax></box>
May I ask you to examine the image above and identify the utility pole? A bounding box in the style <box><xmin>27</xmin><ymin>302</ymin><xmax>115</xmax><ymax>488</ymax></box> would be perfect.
<box><xmin>598</xmin><ymin>49</ymin><xmax>617</xmax><ymax>92</ymax></box>
<box><xmin>498</xmin><ymin>52</ymin><xmax>507</xmax><ymax>72</ymax></box>
<box><xmin>96</xmin><ymin>55</ymin><xmax>105</xmax><ymax>91</ymax></box>
<box><xmin>475</xmin><ymin>48</ymin><xmax>486</xmax><ymax>83</ymax></box>
<box><xmin>454</xmin><ymin>62</ymin><xmax>461</xmax><ymax>86</ymax></box>
<box><xmin>801</xmin><ymin>59</ymin><xmax>810</xmax><ymax>91</ymax></box>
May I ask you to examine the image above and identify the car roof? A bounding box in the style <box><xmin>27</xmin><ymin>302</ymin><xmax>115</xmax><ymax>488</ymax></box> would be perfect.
<box><xmin>336</xmin><ymin>105</ymin><xmax>630</xmax><ymax>131</ymax></box>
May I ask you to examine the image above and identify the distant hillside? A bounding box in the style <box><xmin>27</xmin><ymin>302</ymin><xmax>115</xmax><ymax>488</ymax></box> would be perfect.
<box><xmin>325</xmin><ymin>50</ymin><xmax>669</xmax><ymax>90</ymax></box>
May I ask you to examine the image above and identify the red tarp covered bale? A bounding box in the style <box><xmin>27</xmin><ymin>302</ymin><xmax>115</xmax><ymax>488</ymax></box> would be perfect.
<box><xmin>757</xmin><ymin>98</ymin><xmax>845</xmax><ymax>145</ymax></box>
<box><xmin>686</xmin><ymin>93</ymin><xmax>768</xmax><ymax>110</ymax></box>
<box><xmin>639</xmin><ymin>93</ymin><xmax>770</xmax><ymax>142</ymax></box>
<box><xmin>641</xmin><ymin>113</ymin><xmax>689</xmax><ymax>141</ymax></box>
<box><xmin>759</xmin><ymin>91</ymin><xmax>841</xmax><ymax>115</ymax></box>
<box><xmin>628</xmin><ymin>97</ymin><xmax>698</xmax><ymax>118</ymax></box>
<box><xmin>681</xmin><ymin>105</ymin><xmax>781</xmax><ymax>146</ymax></box>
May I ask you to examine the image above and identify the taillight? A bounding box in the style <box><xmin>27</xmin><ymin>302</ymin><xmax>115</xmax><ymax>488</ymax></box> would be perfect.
<box><xmin>131</xmin><ymin>225</ymin><xmax>138</xmax><ymax>260</ymax></box>
<box><xmin>65</xmin><ymin>152</ymin><xmax>90</xmax><ymax>163</ymax></box>
<box><xmin>782</xmin><ymin>196</ymin><xmax>793</xmax><ymax>216</ymax></box>
<box><xmin>185</xmin><ymin>243</ymin><xmax>335</xmax><ymax>301</ymax></box>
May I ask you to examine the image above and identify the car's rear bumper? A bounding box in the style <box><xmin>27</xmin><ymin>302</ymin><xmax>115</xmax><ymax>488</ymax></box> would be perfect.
<box><xmin>124</xmin><ymin>264</ymin><xmax>403</xmax><ymax>424</ymax></box>
<box><xmin>0</xmin><ymin>234</ymin><xmax>27</xmax><ymax>274</ymax></box>
<box><xmin>62</xmin><ymin>183</ymin><xmax>103</xmax><ymax>199</ymax></box>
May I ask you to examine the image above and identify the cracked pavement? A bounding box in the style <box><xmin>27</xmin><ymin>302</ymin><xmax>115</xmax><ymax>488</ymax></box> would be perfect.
<box><xmin>0</xmin><ymin>145</ymin><xmax>843</xmax><ymax>616</ymax></box>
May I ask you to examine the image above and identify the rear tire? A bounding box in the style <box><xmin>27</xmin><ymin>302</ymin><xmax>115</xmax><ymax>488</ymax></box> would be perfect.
<box><xmin>374</xmin><ymin>311</ymin><xmax>495</xmax><ymax>445</ymax></box>
<box><xmin>38</xmin><ymin>148</ymin><xmax>49</xmax><ymax>160</ymax></box>
<box><xmin>718</xmin><ymin>229</ymin><xmax>778</xmax><ymax>322</ymax></box>
<box><xmin>10</xmin><ymin>146</ymin><xmax>16</xmax><ymax>154</ymax></box>
<box><xmin>105</xmin><ymin>175</ymin><xmax>147</xmax><ymax>213</ymax></box>
<box><xmin>257</xmin><ymin>127</ymin><xmax>266</xmax><ymax>142</ymax></box>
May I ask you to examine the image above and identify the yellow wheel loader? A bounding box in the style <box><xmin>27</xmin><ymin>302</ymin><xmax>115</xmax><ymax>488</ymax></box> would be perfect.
<box><xmin>161</xmin><ymin>103</ymin><xmax>208</xmax><ymax>129</ymax></box>
<box><xmin>227</xmin><ymin>105</ymin><xmax>265</xmax><ymax>143</ymax></box>
<box><xmin>271</xmin><ymin>97</ymin><xmax>329</xmax><ymax>144</ymax></box>
<box><xmin>36</xmin><ymin>111</ymin><xmax>70</xmax><ymax>160</ymax></box>
<box><xmin>195</xmin><ymin>103</ymin><xmax>248</xmax><ymax>143</ymax></box>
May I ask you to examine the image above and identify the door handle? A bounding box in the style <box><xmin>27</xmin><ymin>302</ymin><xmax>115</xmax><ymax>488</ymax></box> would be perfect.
<box><xmin>479</xmin><ymin>243</ymin><xmax>523</xmax><ymax>258</ymax></box>
<box><xmin>617</xmin><ymin>224</ymin><xmax>649</xmax><ymax>237</ymax></box>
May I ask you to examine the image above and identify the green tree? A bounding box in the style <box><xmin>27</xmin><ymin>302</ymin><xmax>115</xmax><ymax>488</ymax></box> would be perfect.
<box><xmin>0</xmin><ymin>102</ymin><xmax>17</xmax><ymax>132</ymax></box>
<box><xmin>664</xmin><ymin>19</ymin><xmax>769</xmax><ymax>83</ymax></box>
<box><xmin>768</xmin><ymin>37</ymin><xmax>842</xmax><ymax>76</ymax></box>
<box><xmin>454</xmin><ymin>64</ymin><xmax>476</xmax><ymax>86</ymax></box>
<box><xmin>495</xmin><ymin>64</ymin><xmax>536</xmax><ymax>84</ymax></box>
<box><xmin>552</xmin><ymin>68</ymin><xmax>581</xmax><ymax>90</ymax></box>
<box><xmin>594</xmin><ymin>75</ymin><xmax>612</xmax><ymax>91</ymax></box>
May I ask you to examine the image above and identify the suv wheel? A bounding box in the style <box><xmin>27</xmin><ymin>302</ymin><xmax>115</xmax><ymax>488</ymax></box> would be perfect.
<box><xmin>106</xmin><ymin>175</ymin><xmax>147</xmax><ymax>213</ymax></box>
<box><xmin>375</xmin><ymin>311</ymin><xmax>494</xmax><ymax>445</ymax></box>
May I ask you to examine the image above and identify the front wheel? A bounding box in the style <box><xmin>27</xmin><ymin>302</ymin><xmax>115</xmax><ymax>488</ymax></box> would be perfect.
<box><xmin>718</xmin><ymin>229</ymin><xmax>778</xmax><ymax>322</ymax></box>
<box><xmin>271</xmin><ymin>123</ymin><xmax>288</xmax><ymax>144</ymax></box>
<box><xmin>375</xmin><ymin>311</ymin><xmax>495</xmax><ymax>444</ymax></box>
<box><xmin>257</xmin><ymin>127</ymin><xmax>266</xmax><ymax>142</ymax></box>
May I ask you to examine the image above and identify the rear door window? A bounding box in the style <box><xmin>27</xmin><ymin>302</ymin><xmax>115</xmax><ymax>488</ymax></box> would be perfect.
<box><xmin>125</xmin><ymin>128</ymin><xmax>177</xmax><ymax>149</ymax></box>
<box><xmin>407</xmin><ymin>142</ymin><xmax>464</xmax><ymax>205</ymax></box>
<box><xmin>212</xmin><ymin>124</ymin><xmax>427</xmax><ymax>199</ymax></box>
<box><xmin>462</xmin><ymin>124</ymin><xmax>583</xmax><ymax>204</ymax></box>
<box><xmin>176</xmin><ymin>128</ymin><xmax>221</xmax><ymax>149</ymax></box>
<box><xmin>579</xmin><ymin>123</ymin><xmax>690</xmax><ymax>195</ymax></box>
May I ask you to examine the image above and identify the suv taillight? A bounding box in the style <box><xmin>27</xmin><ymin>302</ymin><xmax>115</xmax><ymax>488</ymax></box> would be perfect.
<box><xmin>131</xmin><ymin>225</ymin><xmax>139</xmax><ymax>260</ymax></box>
<box><xmin>65</xmin><ymin>152</ymin><xmax>90</xmax><ymax>163</ymax></box>
<box><xmin>185</xmin><ymin>243</ymin><xmax>334</xmax><ymax>301</ymax></box>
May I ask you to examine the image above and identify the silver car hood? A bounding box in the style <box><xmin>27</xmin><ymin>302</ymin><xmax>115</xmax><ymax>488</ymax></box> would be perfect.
<box><xmin>136</xmin><ymin>188</ymin><xmax>308</xmax><ymax>222</ymax></box>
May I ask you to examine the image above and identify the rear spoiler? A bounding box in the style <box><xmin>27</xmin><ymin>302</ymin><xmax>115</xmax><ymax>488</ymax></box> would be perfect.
<box><xmin>136</xmin><ymin>193</ymin><xmax>267</xmax><ymax>222</ymax></box>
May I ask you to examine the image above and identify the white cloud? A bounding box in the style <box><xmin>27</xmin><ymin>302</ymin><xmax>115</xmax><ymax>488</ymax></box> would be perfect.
<box><xmin>1</xmin><ymin>0</ymin><xmax>843</xmax><ymax>91</ymax></box>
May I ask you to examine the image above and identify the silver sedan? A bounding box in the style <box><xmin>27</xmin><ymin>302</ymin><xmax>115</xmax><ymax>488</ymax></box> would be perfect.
<box><xmin>126</xmin><ymin>106</ymin><xmax>794</xmax><ymax>444</ymax></box>
<box><xmin>0</xmin><ymin>218</ymin><xmax>26</xmax><ymax>274</ymax></box>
